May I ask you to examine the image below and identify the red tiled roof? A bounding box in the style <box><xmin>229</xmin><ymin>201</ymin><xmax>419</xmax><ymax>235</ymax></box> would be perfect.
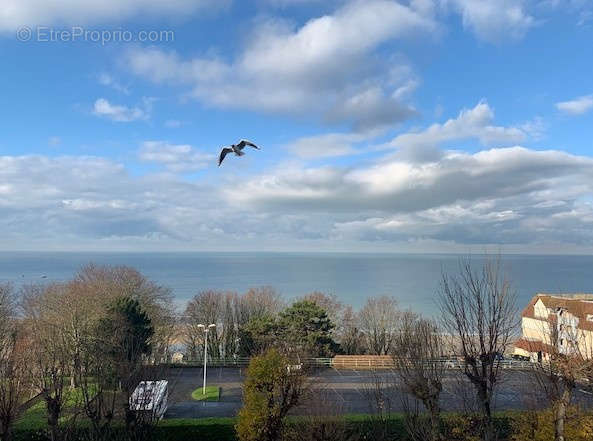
<box><xmin>521</xmin><ymin>294</ymin><xmax>593</xmax><ymax>332</ymax></box>
<box><xmin>514</xmin><ymin>337</ymin><xmax>555</xmax><ymax>354</ymax></box>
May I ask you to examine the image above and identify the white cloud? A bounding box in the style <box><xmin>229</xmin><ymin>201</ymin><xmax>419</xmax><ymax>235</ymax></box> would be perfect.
<box><xmin>125</xmin><ymin>0</ymin><xmax>437</xmax><ymax>131</ymax></box>
<box><xmin>326</xmin><ymin>86</ymin><xmax>418</xmax><ymax>132</ymax></box>
<box><xmin>539</xmin><ymin>0</ymin><xmax>593</xmax><ymax>26</ymax></box>
<box><xmin>265</xmin><ymin>0</ymin><xmax>337</xmax><ymax>5</ymax></box>
<box><xmin>1</xmin><ymin>142</ymin><xmax>593</xmax><ymax>251</ymax></box>
<box><xmin>227</xmin><ymin>145</ymin><xmax>593</xmax><ymax>246</ymax></box>
<box><xmin>139</xmin><ymin>141</ymin><xmax>214</xmax><ymax>172</ymax></box>
<box><xmin>556</xmin><ymin>94</ymin><xmax>593</xmax><ymax>116</ymax></box>
<box><xmin>389</xmin><ymin>101</ymin><xmax>526</xmax><ymax>152</ymax></box>
<box><xmin>126</xmin><ymin>48</ymin><xmax>229</xmax><ymax>84</ymax></box>
<box><xmin>286</xmin><ymin>133</ymin><xmax>367</xmax><ymax>159</ymax></box>
<box><xmin>371</xmin><ymin>101</ymin><xmax>528</xmax><ymax>163</ymax></box>
<box><xmin>230</xmin><ymin>146</ymin><xmax>592</xmax><ymax>209</ymax></box>
<box><xmin>240</xmin><ymin>1</ymin><xmax>434</xmax><ymax>78</ymax></box>
<box><xmin>0</xmin><ymin>0</ymin><xmax>228</xmax><ymax>31</ymax></box>
<box><xmin>0</xmin><ymin>154</ymin><xmax>223</xmax><ymax>248</ymax></box>
<box><xmin>164</xmin><ymin>120</ymin><xmax>183</xmax><ymax>128</ymax></box>
<box><xmin>285</xmin><ymin>101</ymin><xmax>531</xmax><ymax>161</ymax></box>
<box><xmin>519</xmin><ymin>117</ymin><xmax>546</xmax><ymax>141</ymax></box>
<box><xmin>98</xmin><ymin>73</ymin><xmax>130</xmax><ymax>95</ymax></box>
<box><xmin>444</xmin><ymin>0</ymin><xmax>535</xmax><ymax>42</ymax></box>
<box><xmin>93</xmin><ymin>98</ymin><xmax>151</xmax><ymax>122</ymax></box>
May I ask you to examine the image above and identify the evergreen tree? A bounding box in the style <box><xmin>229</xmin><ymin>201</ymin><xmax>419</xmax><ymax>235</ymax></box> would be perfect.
<box><xmin>98</xmin><ymin>296</ymin><xmax>154</xmax><ymax>368</ymax></box>
<box><xmin>238</xmin><ymin>314</ymin><xmax>279</xmax><ymax>357</ymax></box>
<box><xmin>278</xmin><ymin>300</ymin><xmax>337</xmax><ymax>357</ymax></box>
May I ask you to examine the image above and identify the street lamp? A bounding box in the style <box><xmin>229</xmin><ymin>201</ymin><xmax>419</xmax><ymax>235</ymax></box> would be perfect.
<box><xmin>198</xmin><ymin>323</ymin><xmax>216</xmax><ymax>395</ymax></box>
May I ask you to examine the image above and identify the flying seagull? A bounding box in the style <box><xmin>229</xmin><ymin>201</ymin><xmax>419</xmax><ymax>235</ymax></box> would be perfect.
<box><xmin>218</xmin><ymin>139</ymin><xmax>260</xmax><ymax>166</ymax></box>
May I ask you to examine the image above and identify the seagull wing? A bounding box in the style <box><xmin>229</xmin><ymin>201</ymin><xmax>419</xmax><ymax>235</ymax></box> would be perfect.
<box><xmin>237</xmin><ymin>139</ymin><xmax>260</xmax><ymax>150</ymax></box>
<box><xmin>218</xmin><ymin>147</ymin><xmax>234</xmax><ymax>166</ymax></box>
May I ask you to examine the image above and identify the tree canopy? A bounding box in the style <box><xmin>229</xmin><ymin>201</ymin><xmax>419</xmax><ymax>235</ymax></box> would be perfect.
<box><xmin>278</xmin><ymin>300</ymin><xmax>337</xmax><ymax>357</ymax></box>
<box><xmin>98</xmin><ymin>296</ymin><xmax>154</xmax><ymax>366</ymax></box>
<box><xmin>236</xmin><ymin>348</ymin><xmax>305</xmax><ymax>441</ymax></box>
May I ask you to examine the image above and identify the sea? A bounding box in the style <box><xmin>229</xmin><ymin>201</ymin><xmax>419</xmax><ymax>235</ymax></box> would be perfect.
<box><xmin>0</xmin><ymin>252</ymin><xmax>592</xmax><ymax>316</ymax></box>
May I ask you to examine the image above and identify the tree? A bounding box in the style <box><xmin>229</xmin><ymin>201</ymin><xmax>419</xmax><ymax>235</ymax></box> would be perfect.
<box><xmin>236</xmin><ymin>348</ymin><xmax>306</xmax><ymax>441</ymax></box>
<box><xmin>359</xmin><ymin>296</ymin><xmax>401</xmax><ymax>355</ymax></box>
<box><xmin>238</xmin><ymin>314</ymin><xmax>279</xmax><ymax>357</ymax></box>
<box><xmin>98</xmin><ymin>296</ymin><xmax>154</xmax><ymax>368</ymax></box>
<box><xmin>72</xmin><ymin>264</ymin><xmax>174</xmax><ymax>363</ymax></box>
<box><xmin>184</xmin><ymin>290</ymin><xmax>241</xmax><ymax>360</ymax></box>
<box><xmin>438</xmin><ymin>258</ymin><xmax>518</xmax><ymax>441</ymax></box>
<box><xmin>77</xmin><ymin>296</ymin><xmax>154</xmax><ymax>441</ymax></box>
<box><xmin>75</xmin><ymin>325</ymin><xmax>118</xmax><ymax>441</ymax></box>
<box><xmin>302</xmin><ymin>292</ymin><xmax>365</xmax><ymax>355</ymax></box>
<box><xmin>301</xmin><ymin>292</ymin><xmax>343</xmax><ymax>325</ymax></box>
<box><xmin>0</xmin><ymin>284</ymin><xmax>34</xmax><ymax>441</ymax></box>
<box><xmin>14</xmin><ymin>265</ymin><xmax>172</xmax><ymax>440</ymax></box>
<box><xmin>339</xmin><ymin>306</ymin><xmax>364</xmax><ymax>355</ymax></box>
<box><xmin>278</xmin><ymin>300</ymin><xmax>337</xmax><ymax>358</ymax></box>
<box><xmin>511</xmin><ymin>407</ymin><xmax>593</xmax><ymax>441</ymax></box>
<box><xmin>362</xmin><ymin>370</ymin><xmax>398</xmax><ymax>440</ymax></box>
<box><xmin>289</xmin><ymin>388</ymin><xmax>351</xmax><ymax>441</ymax></box>
<box><xmin>0</xmin><ymin>284</ymin><xmax>13</xmax><ymax>341</ymax></box>
<box><xmin>240</xmin><ymin>287</ymin><xmax>284</xmax><ymax>324</ymax></box>
<box><xmin>22</xmin><ymin>283</ymin><xmax>74</xmax><ymax>441</ymax></box>
<box><xmin>528</xmin><ymin>315</ymin><xmax>593</xmax><ymax>441</ymax></box>
<box><xmin>394</xmin><ymin>314</ymin><xmax>445</xmax><ymax>441</ymax></box>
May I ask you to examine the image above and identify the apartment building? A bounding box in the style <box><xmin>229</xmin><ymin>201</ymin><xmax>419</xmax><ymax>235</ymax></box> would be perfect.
<box><xmin>514</xmin><ymin>294</ymin><xmax>593</xmax><ymax>362</ymax></box>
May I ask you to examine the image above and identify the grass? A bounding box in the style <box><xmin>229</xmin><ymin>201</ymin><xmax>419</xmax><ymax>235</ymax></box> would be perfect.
<box><xmin>191</xmin><ymin>385</ymin><xmax>220</xmax><ymax>401</ymax></box>
<box><xmin>14</xmin><ymin>385</ymin><xmax>102</xmax><ymax>432</ymax></box>
<box><xmin>12</xmin><ymin>412</ymin><xmax>522</xmax><ymax>441</ymax></box>
<box><xmin>14</xmin><ymin>400</ymin><xmax>48</xmax><ymax>432</ymax></box>
<box><xmin>156</xmin><ymin>418</ymin><xmax>236</xmax><ymax>441</ymax></box>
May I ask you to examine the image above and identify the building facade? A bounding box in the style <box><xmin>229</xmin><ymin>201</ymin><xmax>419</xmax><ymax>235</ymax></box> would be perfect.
<box><xmin>514</xmin><ymin>294</ymin><xmax>593</xmax><ymax>362</ymax></box>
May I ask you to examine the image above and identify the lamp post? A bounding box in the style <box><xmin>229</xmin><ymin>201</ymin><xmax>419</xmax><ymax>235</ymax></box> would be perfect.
<box><xmin>198</xmin><ymin>323</ymin><xmax>216</xmax><ymax>395</ymax></box>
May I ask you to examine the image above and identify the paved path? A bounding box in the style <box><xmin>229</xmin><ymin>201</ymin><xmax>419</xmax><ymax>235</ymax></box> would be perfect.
<box><xmin>163</xmin><ymin>367</ymin><xmax>593</xmax><ymax>419</ymax></box>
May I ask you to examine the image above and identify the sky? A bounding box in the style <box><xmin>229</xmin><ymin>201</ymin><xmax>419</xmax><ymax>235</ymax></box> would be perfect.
<box><xmin>0</xmin><ymin>0</ymin><xmax>593</xmax><ymax>253</ymax></box>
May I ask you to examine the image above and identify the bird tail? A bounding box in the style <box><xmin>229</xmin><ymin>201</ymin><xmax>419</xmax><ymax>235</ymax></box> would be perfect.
<box><xmin>236</xmin><ymin>150</ymin><xmax>245</xmax><ymax>156</ymax></box>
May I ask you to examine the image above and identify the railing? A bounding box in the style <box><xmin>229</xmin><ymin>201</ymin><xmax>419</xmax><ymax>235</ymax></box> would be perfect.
<box><xmin>426</xmin><ymin>359</ymin><xmax>533</xmax><ymax>370</ymax></box>
<box><xmin>167</xmin><ymin>357</ymin><xmax>533</xmax><ymax>370</ymax></box>
<box><xmin>170</xmin><ymin>357</ymin><xmax>251</xmax><ymax>367</ymax></box>
<box><xmin>169</xmin><ymin>357</ymin><xmax>333</xmax><ymax>367</ymax></box>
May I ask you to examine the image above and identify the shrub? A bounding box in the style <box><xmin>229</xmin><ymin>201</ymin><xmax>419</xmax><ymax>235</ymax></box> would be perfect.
<box><xmin>511</xmin><ymin>408</ymin><xmax>593</xmax><ymax>441</ymax></box>
<box><xmin>236</xmin><ymin>349</ymin><xmax>305</xmax><ymax>441</ymax></box>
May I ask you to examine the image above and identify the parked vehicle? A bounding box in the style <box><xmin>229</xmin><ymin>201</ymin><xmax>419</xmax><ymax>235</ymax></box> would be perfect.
<box><xmin>129</xmin><ymin>380</ymin><xmax>169</xmax><ymax>420</ymax></box>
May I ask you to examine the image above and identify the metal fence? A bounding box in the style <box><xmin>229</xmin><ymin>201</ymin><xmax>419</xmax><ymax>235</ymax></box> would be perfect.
<box><xmin>168</xmin><ymin>357</ymin><xmax>534</xmax><ymax>370</ymax></box>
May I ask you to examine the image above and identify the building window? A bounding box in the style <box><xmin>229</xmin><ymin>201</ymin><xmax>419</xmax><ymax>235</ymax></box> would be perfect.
<box><xmin>587</xmin><ymin>314</ymin><xmax>593</xmax><ymax>322</ymax></box>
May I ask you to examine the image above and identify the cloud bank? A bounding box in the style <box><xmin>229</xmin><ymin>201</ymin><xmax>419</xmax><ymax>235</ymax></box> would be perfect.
<box><xmin>2</xmin><ymin>139</ymin><xmax>593</xmax><ymax>251</ymax></box>
<box><xmin>125</xmin><ymin>0</ymin><xmax>436</xmax><ymax>131</ymax></box>
<box><xmin>0</xmin><ymin>0</ymin><xmax>228</xmax><ymax>31</ymax></box>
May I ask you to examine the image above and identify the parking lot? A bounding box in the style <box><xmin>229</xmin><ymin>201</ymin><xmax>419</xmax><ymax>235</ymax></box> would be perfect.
<box><xmin>163</xmin><ymin>366</ymin><xmax>589</xmax><ymax>419</ymax></box>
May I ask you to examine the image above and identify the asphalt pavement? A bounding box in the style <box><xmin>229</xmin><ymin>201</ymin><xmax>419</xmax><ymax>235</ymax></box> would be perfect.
<box><xmin>163</xmin><ymin>366</ymin><xmax>592</xmax><ymax>419</ymax></box>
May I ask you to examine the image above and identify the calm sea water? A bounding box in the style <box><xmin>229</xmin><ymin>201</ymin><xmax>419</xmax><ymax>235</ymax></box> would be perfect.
<box><xmin>0</xmin><ymin>252</ymin><xmax>592</xmax><ymax>316</ymax></box>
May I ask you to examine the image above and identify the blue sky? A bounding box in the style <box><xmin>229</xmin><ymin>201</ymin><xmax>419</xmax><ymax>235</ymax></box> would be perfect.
<box><xmin>1</xmin><ymin>0</ymin><xmax>593</xmax><ymax>253</ymax></box>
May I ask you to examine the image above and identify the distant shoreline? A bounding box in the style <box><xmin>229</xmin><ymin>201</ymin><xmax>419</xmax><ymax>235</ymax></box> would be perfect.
<box><xmin>1</xmin><ymin>250</ymin><xmax>593</xmax><ymax>257</ymax></box>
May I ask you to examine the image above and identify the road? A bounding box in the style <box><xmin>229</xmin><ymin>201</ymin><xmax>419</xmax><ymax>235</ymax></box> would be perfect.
<box><xmin>163</xmin><ymin>366</ymin><xmax>593</xmax><ymax>419</ymax></box>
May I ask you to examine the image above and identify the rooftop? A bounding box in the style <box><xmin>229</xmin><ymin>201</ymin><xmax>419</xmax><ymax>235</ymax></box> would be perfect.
<box><xmin>522</xmin><ymin>293</ymin><xmax>593</xmax><ymax>332</ymax></box>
